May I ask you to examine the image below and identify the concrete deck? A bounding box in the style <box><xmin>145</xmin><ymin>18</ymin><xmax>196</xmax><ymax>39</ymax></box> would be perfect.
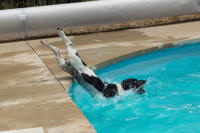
<box><xmin>1</xmin><ymin>21</ymin><xmax>200</xmax><ymax>133</ymax></box>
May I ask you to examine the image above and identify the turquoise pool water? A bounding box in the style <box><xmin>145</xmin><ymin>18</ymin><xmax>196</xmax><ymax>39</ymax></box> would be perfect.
<box><xmin>69</xmin><ymin>42</ymin><xmax>200</xmax><ymax>133</ymax></box>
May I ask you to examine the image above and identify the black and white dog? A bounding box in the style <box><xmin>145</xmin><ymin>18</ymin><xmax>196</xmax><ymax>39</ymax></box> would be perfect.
<box><xmin>41</xmin><ymin>28</ymin><xmax>146</xmax><ymax>98</ymax></box>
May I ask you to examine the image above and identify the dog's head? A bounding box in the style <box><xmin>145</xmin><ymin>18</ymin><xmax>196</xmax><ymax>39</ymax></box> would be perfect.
<box><xmin>121</xmin><ymin>78</ymin><xmax>146</xmax><ymax>95</ymax></box>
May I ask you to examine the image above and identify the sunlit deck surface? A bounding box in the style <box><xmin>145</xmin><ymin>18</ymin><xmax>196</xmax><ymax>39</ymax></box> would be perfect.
<box><xmin>1</xmin><ymin>21</ymin><xmax>200</xmax><ymax>133</ymax></box>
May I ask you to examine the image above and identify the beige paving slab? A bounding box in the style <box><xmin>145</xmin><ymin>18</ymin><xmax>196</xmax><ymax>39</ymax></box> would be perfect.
<box><xmin>0</xmin><ymin>41</ymin><xmax>95</xmax><ymax>133</ymax></box>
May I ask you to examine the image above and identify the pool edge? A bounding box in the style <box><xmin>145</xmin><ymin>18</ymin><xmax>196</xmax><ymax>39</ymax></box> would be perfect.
<box><xmin>93</xmin><ymin>38</ymin><xmax>200</xmax><ymax>71</ymax></box>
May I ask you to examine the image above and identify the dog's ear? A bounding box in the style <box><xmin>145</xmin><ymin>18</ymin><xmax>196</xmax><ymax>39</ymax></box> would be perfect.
<box><xmin>121</xmin><ymin>78</ymin><xmax>137</xmax><ymax>90</ymax></box>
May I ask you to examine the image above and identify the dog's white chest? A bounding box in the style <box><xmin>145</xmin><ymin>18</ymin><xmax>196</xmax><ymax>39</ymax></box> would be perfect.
<box><xmin>116</xmin><ymin>84</ymin><xmax>124</xmax><ymax>95</ymax></box>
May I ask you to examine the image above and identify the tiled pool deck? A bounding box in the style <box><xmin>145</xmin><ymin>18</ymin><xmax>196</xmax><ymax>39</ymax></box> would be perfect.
<box><xmin>1</xmin><ymin>21</ymin><xmax>200</xmax><ymax>133</ymax></box>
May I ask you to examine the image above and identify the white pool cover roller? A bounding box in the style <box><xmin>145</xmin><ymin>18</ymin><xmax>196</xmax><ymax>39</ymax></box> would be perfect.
<box><xmin>0</xmin><ymin>0</ymin><xmax>200</xmax><ymax>41</ymax></box>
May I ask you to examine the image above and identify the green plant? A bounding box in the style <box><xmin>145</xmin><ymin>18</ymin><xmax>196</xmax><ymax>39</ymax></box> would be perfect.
<box><xmin>0</xmin><ymin>0</ymin><xmax>94</xmax><ymax>10</ymax></box>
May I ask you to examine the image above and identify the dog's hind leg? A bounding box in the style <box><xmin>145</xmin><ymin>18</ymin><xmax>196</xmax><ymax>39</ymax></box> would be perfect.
<box><xmin>57</xmin><ymin>28</ymin><xmax>97</xmax><ymax>77</ymax></box>
<box><xmin>57</xmin><ymin>28</ymin><xmax>73</xmax><ymax>51</ymax></box>
<box><xmin>41</xmin><ymin>40</ymin><xmax>66</xmax><ymax>71</ymax></box>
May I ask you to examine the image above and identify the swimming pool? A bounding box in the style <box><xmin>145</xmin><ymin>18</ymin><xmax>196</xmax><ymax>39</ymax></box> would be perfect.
<box><xmin>69</xmin><ymin>42</ymin><xmax>200</xmax><ymax>133</ymax></box>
